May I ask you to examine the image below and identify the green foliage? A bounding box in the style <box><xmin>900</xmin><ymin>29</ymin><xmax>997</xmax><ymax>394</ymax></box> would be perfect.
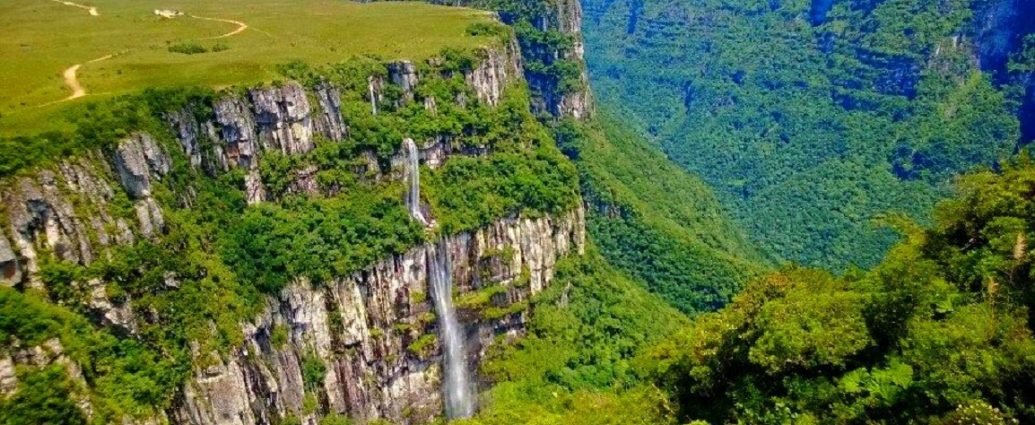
<box><xmin>0</xmin><ymin>288</ymin><xmax>186</xmax><ymax>421</ymax></box>
<box><xmin>301</xmin><ymin>353</ymin><xmax>327</xmax><ymax>390</ymax></box>
<box><xmin>425</xmin><ymin>145</ymin><xmax>580</xmax><ymax>235</ymax></box>
<box><xmin>270</xmin><ymin>323</ymin><xmax>289</xmax><ymax>349</ymax></box>
<box><xmin>455</xmin><ymin>285</ymin><xmax>507</xmax><ymax>311</ymax></box>
<box><xmin>458</xmin><ymin>0</ymin><xmax>584</xmax><ymax>97</ymax></box>
<box><xmin>645</xmin><ymin>158</ymin><xmax>1035</xmax><ymax>424</ymax></box>
<box><xmin>319</xmin><ymin>413</ymin><xmax>354</xmax><ymax>425</ymax></box>
<box><xmin>558</xmin><ymin>114</ymin><xmax>767</xmax><ymax>314</ymax></box>
<box><xmin>583</xmin><ymin>0</ymin><xmax>1025</xmax><ymax>270</ymax></box>
<box><xmin>0</xmin><ymin>365</ymin><xmax>87</xmax><ymax>425</ymax></box>
<box><xmin>219</xmin><ymin>189</ymin><xmax>424</xmax><ymax>293</ymax></box>
<box><xmin>406</xmin><ymin>333</ymin><xmax>437</xmax><ymax>358</ymax></box>
<box><xmin>0</xmin><ymin>87</ymin><xmax>214</xmax><ymax>177</ymax></box>
<box><xmin>0</xmin><ymin>41</ymin><xmax>593</xmax><ymax>423</ymax></box>
<box><xmin>168</xmin><ymin>41</ymin><xmax>208</xmax><ymax>55</ymax></box>
<box><xmin>747</xmin><ymin>271</ymin><xmax>873</xmax><ymax>374</ymax></box>
<box><xmin>467</xmin><ymin>248</ymin><xmax>687</xmax><ymax>424</ymax></box>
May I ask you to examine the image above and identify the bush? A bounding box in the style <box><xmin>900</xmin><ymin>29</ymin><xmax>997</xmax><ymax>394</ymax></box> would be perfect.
<box><xmin>168</xmin><ymin>42</ymin><xmax>208</xmax><ymax>55</ymax></box>
<box><xmin>301</xmin><ymin>353</ymin><xmax>327</xmax><ymax>390</ymax></box>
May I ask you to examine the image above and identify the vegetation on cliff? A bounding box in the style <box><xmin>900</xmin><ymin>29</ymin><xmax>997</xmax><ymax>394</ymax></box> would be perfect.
<box><xmin>7</xmin><ymin>1</ymin><xmax>1035</xmax><ymax>425</ymax></box>
<box><xmin>469</xmin><ymin>151</ymin><xmax>1035</xmax><ymax>425</ymax></box>
<box><xmin>463</xmin><ymin>248</ymin><xmax>685</xmax><ymax>425</ymax></box>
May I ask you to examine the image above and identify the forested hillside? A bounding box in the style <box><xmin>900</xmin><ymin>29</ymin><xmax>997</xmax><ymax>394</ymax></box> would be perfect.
<box><xmin>461</xmin><ymin>143</ymin><xmax>1035</xmax><ymax>425</ymax></box>
<box><xmin>583</xmin><ymin>0</ymin><xmax>1035</xmax><ymax>269</ymax></box>
<box><xmin>556</xmin><ymin>113</ymin><xmax>768</xmax><ymax>314</ymax></box>
<box><xmin>644</xmin><ymin>156</ymin><xmax>1035</xmax><ymax>424</ymax></box>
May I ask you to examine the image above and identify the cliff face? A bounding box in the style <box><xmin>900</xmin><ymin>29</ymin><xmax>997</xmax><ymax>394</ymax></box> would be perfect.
<box><xmin>430</xmin><ymin>0</ymin><xmax>593</xmax><ymax>120</ymax></box>
<box><xmin>169</xmin><ymin>44</ymin><xmax>522</xmax><ymax>205</ymax></box>
<box><xmin>174</xmin><ymin>208</ymin><xmax>585</xmax><ymax>425</ymax></box>
<box><xmin>971</xmin><ymin>0</ymin><xmax>1035</xmax><ymax>141</ymax></box>
<box><xmin>0</xmin><ymin>36</ymin><xmax>586</xmax><ymax>424</ymax></box>
<box><xmin>541</xmin><ymin>0</ymin><xmax>593</xmax><ymax>120</ymax></box>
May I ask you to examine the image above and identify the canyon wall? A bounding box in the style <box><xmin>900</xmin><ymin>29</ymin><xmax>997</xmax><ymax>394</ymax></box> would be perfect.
<box><xmin>0</xmin><ymin>36</ymin><xmax>586</xmax><ymax>424</ymax></box>
<box><xmin>173</xmin><ymin>207</ymin><xmax>585</xmax><ymax>425</ymax></box>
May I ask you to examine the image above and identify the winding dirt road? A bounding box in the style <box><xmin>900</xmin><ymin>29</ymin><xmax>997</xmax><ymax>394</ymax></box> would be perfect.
<box><xmin>57</xmin><ymin>54</ymin><xmax>113</xmax><ymax>103</ymax></box>
<box><xmin>190</xmin><ymin>15</ymin><xmax>249</xmax><ymax>39</ymax></box>
<box><xmin>51</xmin><ymin>0</ymin><xmax>98</xmax><ymax>16</ymax></box>
<box><xmin>49</xmin><ymin>10</ymin><xmax>251</xmax><ymax>103</ymax></box>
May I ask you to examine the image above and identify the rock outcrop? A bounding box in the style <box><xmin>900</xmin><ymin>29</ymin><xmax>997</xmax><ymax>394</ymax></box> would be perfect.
<box><xmin>157</xmin><ymin>43</ymin><xmax>519</xmax><ymax>204</ymax></box>
<box><xmin>431</xmin><ymin>0</ymin><xmax>594</xmax><ymax>120</ymax></box>
<box><xmin>465</xmin><ymin>39</ymin><xmax>523</xmax><ymax>107</ymax></box>
<box><xmin>544</xmin><ymin>0</ymin><xmax>593</xmax><ymax>119</ymax></box>
<box><xmin>389</xmin><ymin>61</ymin><xmax>420</xmax><ymax>104</ymax></box>
<box><xmin>172</xmin><ymin>207</ymin><xmax>585</xmax><ymax>424</ymax></box>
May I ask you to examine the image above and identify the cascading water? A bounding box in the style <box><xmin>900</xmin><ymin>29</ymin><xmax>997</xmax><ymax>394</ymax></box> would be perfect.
<box><xmin>369</xmin><ymin>77</ymin><xmax>379</xmax><ymax>115</ymax></box>
<box><xmin>403</xmin><ymin>138</ymin><xmax>428</xmax><ymax>225</ymax></box>
<box><xmin>428</xmin><ymin>241</ymin><xmax>476</xmax><ymax>419</ymax></box>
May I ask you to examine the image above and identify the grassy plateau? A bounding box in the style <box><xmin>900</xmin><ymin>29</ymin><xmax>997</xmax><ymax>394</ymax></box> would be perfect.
<box><xmin>0</xmin><ymin>0</ymin><xmax>497</xmax><ymax>134</ymax></box>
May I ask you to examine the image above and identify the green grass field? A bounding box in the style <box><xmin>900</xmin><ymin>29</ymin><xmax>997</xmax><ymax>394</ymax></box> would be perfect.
<box><xmin>0</xmin><ymin>0</ymin><xmax>497</xmax><ymax>135</ymax></box>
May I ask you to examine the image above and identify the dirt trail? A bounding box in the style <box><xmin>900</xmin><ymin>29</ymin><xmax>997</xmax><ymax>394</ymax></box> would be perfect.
<box><xmin>58</xmin><ymin>54</ymin><xmax>113</xmax><ymax>102</ymax></box>
<box><xmin>44</xmin><ymin>10</ymin><xmax>249</xmax><ymax>105</ymax></box>
<box><xmin>190</xmin><ymin>15</ymin><xmax>249</xmax><ymax>39</ymax></box>
<box><xmin>51</xmin><ymin>0</ymin><xmax>98</xmax><ymax>16</ymax></box>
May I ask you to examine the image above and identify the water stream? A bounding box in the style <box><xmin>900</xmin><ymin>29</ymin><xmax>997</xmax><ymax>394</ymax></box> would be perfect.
<box><xmin>403</xmin><ymin>138</ymin><xmax>428</xmax><ymax>225</ymax></box>
<box><xmin>428</xmin><ymin>241</ymin><xmax>476</xmax><ymax>419</ymax></box>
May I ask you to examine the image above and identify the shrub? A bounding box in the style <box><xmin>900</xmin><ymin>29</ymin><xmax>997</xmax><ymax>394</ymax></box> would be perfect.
<box><xmin>168</xmin><ymin>42</ymin><xmax>208</xmax><ymax>55</ymax></box>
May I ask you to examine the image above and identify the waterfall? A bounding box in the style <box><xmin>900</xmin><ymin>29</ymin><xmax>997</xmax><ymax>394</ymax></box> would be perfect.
<box><xmin>403</xmin><ymin>138</ymin><xmax>428</xmax><ymax>225</ymax></box>
<box><xmin>369</xmin><ymin>77</ymin><xmax>379</xmax><ymax>115</ymax></box>
<box><xmin>428</xmin><ymin>241</ymin><xmax>476</xmax><ymax>419</ymax></box>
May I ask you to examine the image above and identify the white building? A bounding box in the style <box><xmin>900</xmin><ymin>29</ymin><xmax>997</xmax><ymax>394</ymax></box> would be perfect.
<box><xmin>154</xmin><ymin>9</ymin><xmax>183</xmax><ymax>19</ymax></box>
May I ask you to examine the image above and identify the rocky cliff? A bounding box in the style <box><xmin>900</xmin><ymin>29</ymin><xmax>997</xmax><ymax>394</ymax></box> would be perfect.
<box><xmin>173</xmin><ymin>208</ymin><xmax>584</xmax><ymax>425</ymax></box>
<box><xmin>0</xmin><ymin>36</ymin><xmax>586</xmax><ymax>424</ymax></box>
<box><xmin>430</xmin><ymin>0</ymin><xmax>593</xmax><ymax>120</ymax></box>
<box><xmin>971</xmin><ymin>0</ymin><xmax>1035</xmax><ymax>141</ymax></box>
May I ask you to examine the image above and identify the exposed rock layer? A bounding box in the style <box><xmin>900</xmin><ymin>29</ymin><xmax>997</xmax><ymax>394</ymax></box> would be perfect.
<box><xmin>174</xmin><ymin>207</ymin><xmax>585</xmax><ymax>425</ymax></box>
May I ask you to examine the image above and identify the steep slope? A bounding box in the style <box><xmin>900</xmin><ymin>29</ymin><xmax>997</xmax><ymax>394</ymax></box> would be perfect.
<box><xmin>557</xmin><ymin>112</ymin><xmax>767</xmax><ymax>314</ymax></box>
<box><xmin>426</xmin><ymin>0</ymin><xmax>766</xmax><ymax>314</ymax></box>
<box><xmin>583</xmin><ymin>0</ymin><xmax>1032</xmax><ymax>270</ymax></box>
<box><xmin>429</xmin><ymin>0</ymin><xmax>593</xmax><ymax>120</ymax></box>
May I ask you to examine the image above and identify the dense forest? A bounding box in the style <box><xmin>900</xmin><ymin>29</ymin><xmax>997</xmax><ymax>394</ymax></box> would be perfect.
<box><xmin>469</xmin><ymin>150</ymin><xmax>1035</xmax><ymax>425</ymax></box>
<box><xmin>583</xmin><ymin>0</ymin><xmax>1035</xmax><ymax>270</ymax></box>
<box><xmin>646</xmin><ymin>156</ymin><xmax>1035</xmax><ymax>424</ymax></box>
